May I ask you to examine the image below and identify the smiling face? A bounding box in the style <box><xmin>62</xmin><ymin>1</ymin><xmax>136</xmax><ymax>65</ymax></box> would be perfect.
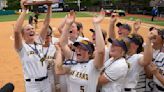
<box><xmin>150</xmin><ymin>29</ymin><xmax>163</xmax><ymax>48</ymax></box>
<box><xmin>22</xmin><ymin>24</ymin><xmax>35</xmax><ymax>43</ymax></box>
<box><xmin>45</xmin><ymin>35</ymin><xmax>52</xmax><ymax>45</ymax></box>
<box><xmin>69</xmin><ymin>23</ymin><xmax>79</xmax><ymax>40</ymax></box>
<box><xmin>75</xmin><ymin>45</ymin><xmax>90</xmax><ymax>62</ymax></box>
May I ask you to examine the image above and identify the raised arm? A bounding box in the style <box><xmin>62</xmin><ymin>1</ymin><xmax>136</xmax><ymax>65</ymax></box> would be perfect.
<box><xmin>58</xmin><ymin>15</ymin><xmax>67</xmax><ymax>33</ymax></box>
<box><xmin>144</xmin><ymin>31</ymin><xmax>157</xmax><ymax>78</ymax></box>
<box><xmin>14</xmin><ymin>0</ymin><xmax>27</xmax><ymax>50</ymax></box>
<box><xmin>59</xmin><ymin>10</ymin><xmax>75</xmax><ymax>59</ymax></box>
<box><xmin>39</xmin><ymin>4</ymin><xmax>51</xmax><ymax>42</ymax></box>
<box><xmin>93</xmin><ymin>9</ymin><xmax>105</xmax><ymax>69</ymax></box>
<box><xmin>139</xmin><ymin>32</ymin><xmax>153</xmax><ymax>66</ymax></box>
<box><xmin>132</xmin><ymin>20</ymin><xmax>141</xmax><ymax>34</ymax></box>
<box><xmin>108</xmin><ymin>17</ymin><xmax>117</xmax><ymax>39</ymax></box>
<box><xmin>54</xmin><ymin>45</ymin><xmax>70</xmax><ymax>75</ymax></box>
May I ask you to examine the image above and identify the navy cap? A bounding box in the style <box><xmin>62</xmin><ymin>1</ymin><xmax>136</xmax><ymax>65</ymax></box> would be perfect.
<box><xmin>122</xmin><ymin>24</ymin><xmax>131</xmax><ymax>32</ymax></box>
<box><xmin>128</xmin><ymin>34</ymin><xmax>144</xmax><ymax>53</ymax></box>
<box><xmin>128</xmin><ymin>34</ymin><xmax>143</xmax><ymax>46</ymax></box>
<box><xmin>116</xmin><ymin>22</ymin><xmax>131</xmax><ymax>32</ymax></box>
<box><xmin>73</xmin><ymin>40</ymin><xmax>95</xmax><ymax>53</ymax></box>
<box><xmin>116</xmin><ymin>22</ymin><xmax>123</xmax><ymax>27</ymax></box>
<box><xmin>108</xmin><ymin>38</ymin><xmax>129</xmax><ymax>52</ymax></box>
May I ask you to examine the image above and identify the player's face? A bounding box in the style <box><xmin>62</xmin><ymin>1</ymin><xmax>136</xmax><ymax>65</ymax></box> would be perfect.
<box><xmin>109</xmin><ymin>44</ymin><xmax>124</xmax><ymax>57</ymax></box>
<box><xmin>150</xmin><ymin>29</ymin><xmax>163</xmax><ymax>47</ymax></box>
<box><xmin>45</xmin><ymin>35</ymin><xmax>52</xmax><ymax>44</ymax></box>
<box><xmin>69</xmin><ymin>23</ymin><xmax>79</xmax><ymax>39</ymax></box>
<box><xmin>75</xmin><ymin>45</ymin><xmax>89</xmax><ymax>62</ymax></box>
<box><xmin>22</xmin><ymin>24</ymin><xmax>35</xmax><ymax>42</ymax></box>
<box><xmin>118</xmin><ymin>27</ymin><xmax>130</xmax><ymax>38</ymax></box>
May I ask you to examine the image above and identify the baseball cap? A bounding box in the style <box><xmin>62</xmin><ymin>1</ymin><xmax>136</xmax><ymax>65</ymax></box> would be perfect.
<box><xmin>128</xmin><ymin>34</ymin><xmax>144</xmax><ymax>53</ymax></box>
<box><xmin>116</xmin><ymin>22</ymin><xmax>123</xmax><ymax>27</ymax></box>
<box><xmin>108</xmin><ymin>38</ymin><xmax>129</xmax><ymax>53</ymax></box>
<box><xmin>73</xmin><ymin>40</ymin><xmax>95</xmax><ymax>53</ymax></box>
<box><xmin>89</xmin><ymin>29</ymin><xmax>107</xmax><ymax>40</ymax></box>
<box><xmin>128</xmin><ymin>34</ymin><xmax>144</xmax><ymax>46</ymax></box>
<box><xmin>116</xmin><ymin>22</ymin><xmax>131</xmax><ymax>32</ymax></box>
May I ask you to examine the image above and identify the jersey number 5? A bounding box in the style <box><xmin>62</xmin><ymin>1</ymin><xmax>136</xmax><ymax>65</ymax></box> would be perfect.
<box><xmin>80</xmin><ymin>86</ymin><xmax>84</xmax><ymax>92</ymax></box>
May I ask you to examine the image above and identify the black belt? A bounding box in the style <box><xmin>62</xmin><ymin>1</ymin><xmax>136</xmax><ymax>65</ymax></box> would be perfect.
<box><xmin>25</xmin><ymin>76</ymin><xmax>48</xmax><ymax>82</ymax></box>
<box><xmin>156</xmin><ymin>84</ymin><xmax>164</xmax><ymax>91</ymax></box>
<box><xmin>124</xmin><ymin>88</ymin><xmax>135</xmax><ymax>91</ymax></box>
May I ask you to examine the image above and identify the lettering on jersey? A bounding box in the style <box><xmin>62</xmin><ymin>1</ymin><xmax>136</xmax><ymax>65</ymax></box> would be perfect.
<box><xmin>70</xmin><ymin>70</ymin><xmax>88</xmax><ymax>80</ymax></box>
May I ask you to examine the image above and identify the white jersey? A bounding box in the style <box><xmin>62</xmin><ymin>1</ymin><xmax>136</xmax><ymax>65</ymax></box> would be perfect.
<box><xmin>104</xmin><ymin>45</ymin><xmax>111</xmax><ymax>62</ymax></box>
<box><xmin>59</xmin><ymin>63</ymin><xmax>73</xmax><ymax>92</ymax></box>
<box><xmin>153</xmin><ymin>50</ymin><xmax>164</xmax><ymax>88</ymax></box>
<box><xmin>67</xmin><ymin>60</ymin><xmax>100</xmax><ymax>92</ymax></box>
<box><xmin>43</xmin><ymin>44</ymin><xmax>56</xmax><ymax>92</ymax></box>
<box><xmin>101</xmin><ymin>57</ymin><xmax>128</xmax><ymax>92</ymax></box>
<box><xmin>124</xmin><ymin>54</ymin><xmax>143</xmax><ymax>89</ymax></box>
<box><xmin>17</xmin><ymin>42</ymin><xmax>47</xmax><ymax>79</ymax></box>
<box><xmin>51</xmin><ymin>37</ymin><xmax>59</xmax><ymax>45</ymax></box>
<box><xmin>135</xmin><ymin>70</ymin><xmax>155</xmax><ymax>92</ymax></box>
<box><xmin>43</xmin><ymin>44</ymin><xmax>56</xmax><ymax>70</ymax></box>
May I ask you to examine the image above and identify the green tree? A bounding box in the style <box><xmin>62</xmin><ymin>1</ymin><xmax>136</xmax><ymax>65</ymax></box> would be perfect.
<box><xmin>6</xmin><ymin>0</ymin><xmax>20</xmax><ymax>10</ymax></box>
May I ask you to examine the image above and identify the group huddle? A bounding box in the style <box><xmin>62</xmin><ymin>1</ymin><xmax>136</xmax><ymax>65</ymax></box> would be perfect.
<box><xmin>13</xmin><ymin>1</ymin><xmax>164</xmax><ymax>92</ymax></box>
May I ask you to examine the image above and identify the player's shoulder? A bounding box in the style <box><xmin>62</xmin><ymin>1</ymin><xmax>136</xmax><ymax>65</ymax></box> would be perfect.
<box><xmin>132</xmin><ymin>53</ymin><xmax>143</xmax><ymax>58</ymax></box>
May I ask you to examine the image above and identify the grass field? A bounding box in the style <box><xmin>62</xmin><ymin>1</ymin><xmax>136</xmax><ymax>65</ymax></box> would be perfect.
<box><xmin>0</xmin><ymin>12</ymin><xmax>92</xmax><ymax>22</ymax></box>
<box><xmin>123</xmin><ymin>16</ymin><xmax>164</xmax><ymax>26</ymax></box>
<box><xmin>0</xmin><ymin>12</ymin><xmax>164</xmax><ymax>26</ymax></box>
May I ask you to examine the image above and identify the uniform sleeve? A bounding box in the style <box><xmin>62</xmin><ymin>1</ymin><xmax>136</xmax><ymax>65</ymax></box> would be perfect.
<box><xmin>105</xmin><ymin>46</ymin><xmax>110</xmax><ymax>61</ymax></box>
<box><xmin>17</xmin><ymin>43</ymin><xmax>26</xmax><ymax>61</ymax></box>
<box><xmin>104</xmin><ymin>62</ymin><xmax>127</xmax><ymax>82</ymax></box>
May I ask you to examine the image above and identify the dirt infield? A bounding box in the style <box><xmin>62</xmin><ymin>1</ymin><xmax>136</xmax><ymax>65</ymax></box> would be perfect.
<box><xmin>0</xmin><ymin>17</ymin><xmax>163</xmax><ymax>92</ymax></box>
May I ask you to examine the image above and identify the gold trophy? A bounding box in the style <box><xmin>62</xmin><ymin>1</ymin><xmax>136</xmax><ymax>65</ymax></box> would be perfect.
<box><xmin>24</xmin><ymin>0</ymin><xmax>59</xmax><ymax>5</ymax></box>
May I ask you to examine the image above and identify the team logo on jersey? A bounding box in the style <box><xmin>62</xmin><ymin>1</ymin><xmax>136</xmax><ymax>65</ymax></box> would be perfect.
<box><xmin>70</xmin><ymin>70</ymin><xmax>88</xmax><ymax>80</ymax></box>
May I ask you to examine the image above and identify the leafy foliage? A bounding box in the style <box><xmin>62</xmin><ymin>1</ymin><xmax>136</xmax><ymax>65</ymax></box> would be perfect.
<box><xmin>6</xmin><ymin>0</ymin><xmax>20</xmax><ymax>10</ymax></box>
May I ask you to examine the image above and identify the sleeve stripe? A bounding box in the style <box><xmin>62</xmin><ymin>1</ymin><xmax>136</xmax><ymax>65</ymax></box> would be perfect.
<box><xmin>104</xmin><ymin>71</ymin><xmax>116</xmax><ymax>82</ymax></box>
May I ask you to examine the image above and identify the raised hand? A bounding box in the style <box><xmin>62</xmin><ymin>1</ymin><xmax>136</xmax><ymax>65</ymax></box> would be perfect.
<box><xmin>21</xmin><ymin>0</ymin><xmax>28</xmax><ymax>10</ymax></box>
<box><xmin>148</xmin><ymin>31</ymin><xmax>157</xmax><ymax>40</ymax></box>
<box><xmin>65</xmin><ymin>10</ymin><xmax>76</xmax><ymax>25</ymax></box>
<box><xmin>133</xmin><ymin>19</ymin><xmax>141</xmax><ymax>32</ymax></box>
<box><xmin>93</xmin><ymin>9</ymin><xmax>105</xmax><ymax>24</ymax></box>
